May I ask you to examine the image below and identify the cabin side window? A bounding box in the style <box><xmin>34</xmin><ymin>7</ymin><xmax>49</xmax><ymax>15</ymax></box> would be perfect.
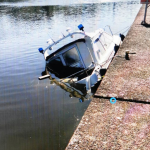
<box><xmin>100</xmin><ymin>33</ymin><xmax>113</xmax><ymax>49</ymax></box>
<box><xmin>95</xmin><ymin>40</ymin><xmax>105</xmax><ymax>55</ymax></box>
<box><xmin>62</xmin><ymin>47</ymin><xmax>80</xmax><ymax>66</ymax></box>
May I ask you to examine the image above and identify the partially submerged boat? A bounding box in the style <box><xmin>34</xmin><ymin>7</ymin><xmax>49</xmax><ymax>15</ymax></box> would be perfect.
<box><xmin>38</xmin><ymin>24</ymin><xmax>124</xmax><ymax>93</ymax></box>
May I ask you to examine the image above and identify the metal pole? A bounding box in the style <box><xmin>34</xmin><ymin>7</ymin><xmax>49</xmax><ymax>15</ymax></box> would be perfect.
<box><xmin>142</xmin><ymin>0</ymin><xmax>149</xmax><ymax>24</ymax></box>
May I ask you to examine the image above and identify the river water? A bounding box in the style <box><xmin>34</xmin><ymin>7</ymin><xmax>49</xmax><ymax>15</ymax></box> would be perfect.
<box><xmin>0</xmin><ymin>0</ymin><xmax>141</xmax><ymax>149</ymax></box>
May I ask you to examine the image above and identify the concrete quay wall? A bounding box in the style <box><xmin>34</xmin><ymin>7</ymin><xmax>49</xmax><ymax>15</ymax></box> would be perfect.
<box><xmin>66</xmin><ymin>5</ymin><xmax>150</xmax><ymax>150</ymax></box>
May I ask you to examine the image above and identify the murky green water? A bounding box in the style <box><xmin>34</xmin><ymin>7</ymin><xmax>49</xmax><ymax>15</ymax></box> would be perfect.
<box><xmin>0</xmin><ymin>0</ymin><xmax>141</xmax><ymax>149</ymax></box>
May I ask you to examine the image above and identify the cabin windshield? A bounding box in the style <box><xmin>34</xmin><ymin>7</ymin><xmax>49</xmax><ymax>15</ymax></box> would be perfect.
<box><xmin>62</xmin><ymin>47</ymin><xmax>81</xmax><ymax>66</ymax></box>
<box><xmin>46</xmin><ymin>46</ymin><xmax>84</xmax><ymax>78</ymax></box>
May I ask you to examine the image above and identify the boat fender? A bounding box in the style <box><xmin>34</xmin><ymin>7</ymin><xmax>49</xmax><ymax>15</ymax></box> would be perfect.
<box><xmin>114</xmin><ymin>44</ymin><xmax>119</xmax><ymax>54</ymax></box>
<box><xmin>120</xmin><ymin>34</ymin><xmax>125</xmax><ymax>41</ymax></box>
<box><xmin>100</xmin><ymin>68</ymin><xmax>106</xmax><ymax>76</ymax></box>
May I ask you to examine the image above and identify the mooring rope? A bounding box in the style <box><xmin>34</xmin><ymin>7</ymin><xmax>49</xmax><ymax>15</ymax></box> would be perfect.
<box><xmin>114</xmin><ymin>26</ymin><xmax>131</xmax><ymax>35</ymax></box>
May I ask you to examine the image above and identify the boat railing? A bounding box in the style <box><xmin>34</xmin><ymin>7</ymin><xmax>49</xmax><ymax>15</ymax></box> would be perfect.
<box><xmin>104</xmin><ymin>25</ymin><xmax>113</xmax><ymax>36</ymax></box>
<box><xmin>44</xmin><ymin>31</ymin><xmax>87</xmax><ymax>52</ymax></box>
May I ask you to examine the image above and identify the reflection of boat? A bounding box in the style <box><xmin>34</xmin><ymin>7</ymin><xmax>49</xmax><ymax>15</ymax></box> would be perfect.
<box><xmin>38</xmin><ymin>24</ymin><xmax>124</xmax><ymax>93</ymax></box>
<box><xmin>41</xmin><ymin>69</ymin><xmax>92</xmax><ymax>102</ymax></box>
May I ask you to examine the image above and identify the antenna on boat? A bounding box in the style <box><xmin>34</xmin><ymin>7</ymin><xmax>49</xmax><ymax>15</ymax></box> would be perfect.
<box><xmin>61</xmin><ymin>32</ymin><xmax>65</xmax><ymax>38</ymax></box>
<box><xmin>59</xmin><ymin>32</ymin><xmax>66</xmax><ymax>39</ymax></box>
<box><xmin>51</xmin><ymin>38</ymin><xmax>55</xmax><ymax>44</ymax></box>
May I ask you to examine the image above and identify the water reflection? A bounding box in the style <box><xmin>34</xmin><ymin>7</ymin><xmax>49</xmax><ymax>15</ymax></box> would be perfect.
<box><xmin>0</xmin><ymin>0</ymin><xmax>140</xmax><ymax>6</ymax></box>
<box><xmin>0</xmin><ymin>0</ymin><xmax>27</xmax><ymax>2</ymax></box>
<box><xmin>0</xmin><ymin>1</ymin><xmax>139</xmax><ymax>22</ymax></box>
<box><xmin>0</xmin><ymin>4</ymin><xmax>98</xmax><ymax>21</ymax></box>
<box><xmin>41</xmin><ymin>67</ymin><xmax>94</xmax><ymax>103</ymax></box>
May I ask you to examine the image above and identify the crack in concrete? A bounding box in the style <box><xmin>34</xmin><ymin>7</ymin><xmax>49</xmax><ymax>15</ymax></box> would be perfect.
<box><xmin>94</xmin><ymin>95</ymin><xmax>150</xmax><ymax>104</ymax></box>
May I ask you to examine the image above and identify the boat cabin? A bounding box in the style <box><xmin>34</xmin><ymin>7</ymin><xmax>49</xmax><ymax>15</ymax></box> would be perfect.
<box><xmin>41</xmin><ymin>27</ymin><xmax>121</xmax><ymax>81</ymax></box>
<box><xmin>46</xmin><ymin>37</ymin><xmax>95</xmax><ymax>79</ymax></box>
<box><xmin>38</xmin><ymin>24</ymin><xmax>123</xmax><ymax>93</ymax></box>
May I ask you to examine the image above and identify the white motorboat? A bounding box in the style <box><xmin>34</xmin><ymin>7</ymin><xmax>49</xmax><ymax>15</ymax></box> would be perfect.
<box><xmin>38</xmin><ymin>24</ymin><xmax>124</xmax><ymax>93</ymax></box>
